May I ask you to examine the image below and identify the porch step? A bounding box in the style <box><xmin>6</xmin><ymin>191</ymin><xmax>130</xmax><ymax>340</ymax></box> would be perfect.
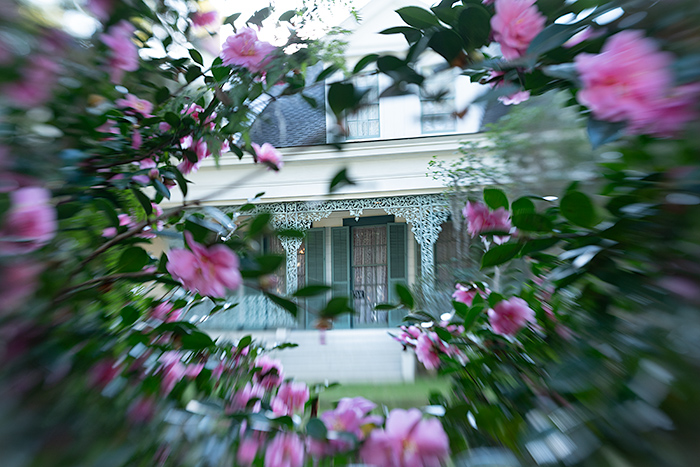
<box><xmin>209</xmin><ymin>328</ymin><xmax>415</xmax><ymax>384</ymax></box>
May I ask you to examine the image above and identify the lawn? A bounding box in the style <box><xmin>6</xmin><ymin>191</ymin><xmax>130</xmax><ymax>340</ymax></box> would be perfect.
<box><xmin>316</xmin><ymin>377</ymin><xmax>453</xmax><ymax>411</ymax></box>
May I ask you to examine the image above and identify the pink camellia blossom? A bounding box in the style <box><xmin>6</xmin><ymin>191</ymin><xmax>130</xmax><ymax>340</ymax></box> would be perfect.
<box><xmin>491</xmin><ymin>0</ymin><xmax>546</xmax><ymax>60</ymax></box>
<box><xmin>89</xmin><ymin>359</ymin><xmax>121</xmax><ymax>389</ymax></box>
<box><xmin>319</xmin><ymin>396</ymin><xmax>381</xmax><ymax>454</ymax></box>
<box><xmin>178</xmin><ymin>136</ymin><xmax>211</xmax><ymax>175</ymax></box>
<box><xmin>132</xmin><ymin>158</ymin><xmax>158</xmax><ymax>184</ymax></box>
<box><xmin>272</xmin><ymin>381</ymin><xmax>309</xmax><ymax>416</ymax></box>
<box><xmin>101</xmin><ymin>20</ymin><xmax>139</xmax><ymax>83</ymax></box>
<box><xmin>0</xmin><ymin>261</ymin><xmax>42</xmax><ymax>314</ymax></box>
<box><xmin>488</xmin><ymin>296</ymin><xmax>535</xmax><ymax>336</ymax></box>
<box><xmin>166</xmin><ymin>231</ymin><xmax>242</xmax><ymax>297</ymax></box>
<box><xmin>0</xmin><ymin>187</ymin><xmax>56</xmax><ymax>254</ymax></box>
<box><xmin>463</xmin><ymin>201</ymin><xmax>512</xmax><ymax>238</ymax></box>
<box><xmin>575</xmin><ymin>30</ymin><xmax>698</xmax><ymax>137</ymax></box>
<box><xmin>151</xmin><ymin>302</ymin><xmax>182</xmax><ymax>322</ymax></box>
<box><xmin>128</xmin><ymin>396</ymin><xmax>156</xmax><ymax>424</ymax></box>
<box><xmin>191</xmin><ymin>10</ymin><xmax>219</xmax><ymax>28</ymax></box>
<box><xmin>237</xmin><ymin>432</ymin><xmax>263</xmax><ymax>466</ymax></box>
<box><xmin>264</xmin><ymin>432</ymin><xmax>305</xmax><ymax>467</ymax></box>
<box><xmin>452</xmin><ymin>283</ymin><xmax>487</xmax><ymax>306</ymax></box>
<box><xmin>86</xmin><ymin>0</ymin><xmax>114</xmax><ymax>20</ymax></box>
<box><xmin>220</xmin><ymin>27</ymin><xmax>277</xmax><ymax>74</ymax></box>
<box><xmin>499</xmin><ymin>89</ymin><xmax>530</xmax><ymax>105</ymax></box>
<box><xmin>415</xmin><ymin>333</ymin><xmax>441</xmax><ymax>370</ymax></box>
<box><xmin>116</xmin><ymin>94</ymin><xmax>154</xmax><ymax>118</ymax></box>
<box><xmin>253</xmin><ymin>355</ymin><xmax>285</xmax><ymax>390</ymax></box>
<box><xmin>102</xmin><ymin>213</ymin><xmax>134</xmax><ymax>238</ymax></box>
<box><xmin>360</xmin><ymin>408</ymin><xmax>449</xmax><ymax>467</ymax></box>
<box><xmin>131</xmin><ymin>128</ymin><xmax>142</xmax><ymax>149</ymax></box>
<box><xmin>230</xmin><ymin>382</ymin><xmax>266</xmax><ymax>413</ymax></box>
<box><xmin>3</xmin><ymin>56</ymin><xmax>61</xmax><ymax>108</ymax></box>
<box><xmin>252</xmin><ymin>142</ymin><xmax>283</xmax><ymax>171</ymax></box>
<box><xmin>158</xmin><ymin>351</ymin><xmax>204</xmax><ymax>394</ymax></box>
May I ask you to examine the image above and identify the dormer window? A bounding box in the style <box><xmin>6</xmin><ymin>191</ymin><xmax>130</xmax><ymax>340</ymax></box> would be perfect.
<box><xmin>346</xmin><ymin>73</ymin><xmax>380</xmax><ymax>139</ymax></box>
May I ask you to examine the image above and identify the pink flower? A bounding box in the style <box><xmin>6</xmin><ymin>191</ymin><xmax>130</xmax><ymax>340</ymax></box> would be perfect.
<box><xmin>220</xmin><ymin>28</ymin><xmax>277</xmax><ymax>74</ymax></box>
<box><xmin>491</xmin><ymin>0</ymin><xmax>546</xmax><ymax>59</ymax></box>
<box><xmin>158</xmin><ymin>351</ymin><xmax>204</xmax><ymax>394</ymax></box>
<box><xmin>166</xmin><ymin>231</ymin><xmax>242</xmax><ymax>297</ymax></box>
<box><xmin>360</xmin><ymin>408</ymin><xmax>449</xmax><ymax>467</ymax></box>
<box><xmin>102</xmin><ymin>213</ymin><xmax>133</xmax><ymax>238</ymax></box>
<box><xmin>253</xmin><ymin>355</ymin><xmax>284</xmax><ymax>390</ymax></box>
<box><xmin>89</xmin><ymin>359</ymin><xmax>121</xmax><ymax>388</ymax></box>
<box><xmin>0</xmin><ymin>261</ymin><xmax>42</xmax><ymax>314</ymax></box>
<box><xmin>230</xmin><ymin>382</ymin><xmax>265</xmax><ymax>412</ymax></box>
<box><xmin>264</xmin><ymin>432</ymin><xmax>304</xmax><ymax>467</ymax></box>
<box><xmin>101</xmin><ymin>21</ymin><xmax>139</xmax><ymax>83</ymax></box>
<box><xmin>0</xmin><ymin>187</ymin><xmax>56</xmax><ymax>253</ymax></box>
<box><xmin>128</xmin><ymin>396</ymin><xmax>156</xmax><ymax>424</ymax></box>
<box><xmin>499</xmin><ymin>89</ymin><xmax>530</xmax><ymax>105</ymax></box>
<box><xmin>131</xmin><ymin>128</ymin><xmax>142</xmax><ymax>149</ymax></box>
<box><xmin>252</xmin><ymin>142</ymin><xmax>283</xmax><ymax>171</ymax></box>
<box><xmin>452</xmin><ymin>283</ymin><xmax>485</xmax><ymax>306</ymax></box>
<box><xmin>191</xmin><ymin>11</ymin><xmax>219</xmax><ymax>28</ymax></box>
<box><xmin>272</xmin><ymin>381</ymin><xmax>309</xmax><ymax>416</ymax></box>
<box><xmin>319</xmin><ymin>396</ymin><xmax>380</xmax><ymax>453</ymax></box>
<box><xmin>488</xmin><ymin>296</ymin><xmax>535</xmax><ymax>336</ymax></box>
<box><xmin>116</xmin><ymin>94</ymin><xmax>154</xmax><ymax>118</ymax></box>
<box><xmin>132</xmin><ymin>158</ymin><xmax>158</xmax><ymax>184</ymax></box>
<box><xmin>463</xmin><ymin>201</ymin><xmax>512</xmax><ymax>238</ymax></box>
<box><xmin>2</xmin><ymin>56</ymin><xmax>61</xmax><ymax>108</ymax></box>
<box><xmin>575</xmin><ymin>30</ymin><xmax>697</xmax><ymax>137</ymax></box>
<box><xmin>415</xmin><ymin>333</ymin><xmax>441</xmax><ymax>370</ymax></box>
<box><xmin>237</xmin><ymin>434</ymin><xmax>262</xmax><ymax>466</ymax></box>
<box><xmin>178</xmin><ymin>136</ymin><xmax>211</xmax><ymax>175</ymax></box>
<box><xmin>151</xmin><ymin>302</ymin><xmax>182</xmax><ymax>322</ymax></box>
<box><xmin>96</xmin><ymin>119</ymin><xmax>119</xmax><ymax>138</ymax></box>
<box><xmin>86</xmin><ymin>0</ymin><xmax>114</xmax><ymax>20</ymax></box>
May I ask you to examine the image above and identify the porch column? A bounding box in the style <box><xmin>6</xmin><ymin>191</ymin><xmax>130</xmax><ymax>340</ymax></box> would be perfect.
<box><xmin>280</xmin><ymin>236</ymin><xmax>303</xmax><ymax>295</ymax></box>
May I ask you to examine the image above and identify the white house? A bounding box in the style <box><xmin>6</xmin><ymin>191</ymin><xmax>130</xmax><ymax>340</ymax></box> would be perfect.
<box><xmin>163</xmin><ymin>0</ymin><xmax>503</xmax><ymax>382</ymax></box>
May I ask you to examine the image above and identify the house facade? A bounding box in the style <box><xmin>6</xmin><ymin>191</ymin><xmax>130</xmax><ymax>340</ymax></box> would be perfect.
<box><xmin>163</xmin><ymin>0</ymin><xmax>502</xmax><ymax>382</ymax></box>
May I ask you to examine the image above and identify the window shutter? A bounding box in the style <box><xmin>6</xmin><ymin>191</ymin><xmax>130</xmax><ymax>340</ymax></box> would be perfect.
<box><xmin>331</xmin><ymin>226</ymin><xmax>351</xmax><ymax>329</ymax></box>
<box><xmin>387</xmin><ymin>222</ymin><xmax>408</xmax><ymax>326</ymax></box>
<box><xmin>304</xmin><ymin>228</ymin><xmax>325</xmax><ymax>329</ymax></box>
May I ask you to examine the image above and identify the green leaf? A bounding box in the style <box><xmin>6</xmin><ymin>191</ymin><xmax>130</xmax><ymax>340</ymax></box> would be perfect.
<box><xmin>353</xmin><ymin>54</ymin><xmax>380</xmax><ymax>74</ymax></box>
<box><xmin>155</xmin><ymin>86</ymin><xmax>170</xmax><ymax>104</ymax></box>
<box><xmin>328</xmin><ymin>82</ymin><xmax>357</xmax><ymax>117</ymax></box>
<box><xmin>458</xmin><ymin>5</ymin><xmax>491</xmax><ymax>49</ymax></box>
<box><xmin>130</xmin><ymin>188</ymin><xmax>153</xmax><ymax>215</ymax></box>
<box><xmin>306</xmin><ymin>418</ymin><xmax>328</xmax><ymax>440</ymax></box>
<box><xmin>527</xmin><ymin>23</ymin><xmax>584</xmax><ymax>56</ymax></box>
<box><xmin>265</xmin><ymin>292</ymin><xmax>298</xmax><ymax>317</ymax></box>
<box><xmin>481</xmin><ymin>243</ymin><xmax>522</xmax><ymax>268</ymax></box>
<box><xmin>379</xmin><ymin>27</ymin><xmax>422</xmax><ymax>44</ymax></box>
<box><xmin>153</xmin><ymin>179</ymin><xmax>170</xmax><ymax>200</ymax></box>
<box><xmin>511</xmin><ymin>197</ymin><xmax>535</xmax><ymax>215</ymax></box>
<box><xmin>224</xmin><ymin>12</ymin><xmax>241</xmax><ymax>26</ymax></box>
<box><xmin>560</xmin><ymin>191</ymin><xmax>598</xmax><ymax>228</ymax></box>
<box><xmin>587</xmin><ymin>117</ymin><xmax>624</xmax><ymax>149</ymax></box>
<box><xmin>487</xmin><ymin>292</ymin><xmax>504</xmax><ymax>308</ymax></box>
<box><xmin>512</xmin><ymin>213</ymin><xmax>553</xmax><ymax>232</ymax></box>
<box><xmin>329</xmin><ymin>168</ymin><xmax>356</xmax><ymax>193</ymax></box>
<box><xmin>293</xmin><ymin>285</ymin><xmax>332</xmax><ymax>297</ymax></box>
<box><xmin>396</xmin><ymin>283</ymin><xmax>415</xmax><ymax>309</ymax></box>
<box><xmin>238</xmin><ymin>335</ymin><xmax>252</xmax><ymax>349</ymax></box>
<box><xmin>520</xmin><ymin>237</ymin><xmax>559</xmax><ymax>256</ymax></box>
<box><xmin>315</xmin><ymin>64</ymin><xmax>340</xmax><ymax>83</ymax></box>
<box><xmin>375</xmin><ymin>303</ymin><xmax>399</xmax><ymax>310</ymax></box>
<box><xmin>256</xmin><ymin>254</ymin><xmax>284</xmax><ymax>274</ymax></box>
<box><xmin>247</xmin><ymin>7</ymin><xmax>271</xmax><ymax>27</ymax></box>
<box><xmin>181</xmin><ymin>330</ymin><xmax>215</xmax><ymax>350</ymax></box>
<box><xmin>94</xmin><ymin>198</ymin><xmax>120</xmax><ymax>227</ymax></box>
<box><xmin>320</xmin><ymin>297</ymin><xmax>353</xmax><ymax>318</ymax></box>
<box><xmin>185</xmin><ymin>65</ymin><xmax>202</xmax><ymax>83</ymax></box>
<box><xmin>164</xmin><ymin>111</ymin><xmax>180</xmax><ymax>128</ymax></box>
<box><xmin>188</xmin><ymin>49</ymin><xmax>203</xmax><ymax>66</ymax></box>
<box><xmin>120</xmin><ymin>305</ymin><xmax>140</xmax><ymax>327</ymax></box>
<box><xmin>452</xmin><ymin>300</ymin><xmax>469</xmax><ymax>319</ymax></box>
<box><xmin>396</xmin><ymin>6</ymin><xmax>439</xmax><ymax>29</ymax></box>
<box><xmin>279</xmin><ymin>10</ymin><xmax>296</xmax><ymax>22</ymax></box>
<box><xmin>428</xmin><ymin>29</ymin><xmax>465</xmax><ymax>63</ymax></box>
<box><xmin>463</xmin><ymin>304</ymin><xmax>484</xmax><ymax>332</ymax></box>
<box><xmin>483</xmin><ymin>188</ymin><xmax>509</xmax><ymax>210</ymax></box>
<box><xmin>248</xmin><ymin>212</ymin><xmax>272</xmax><ymax>237</ymax></box>
<box><xmin>117</xmin><ymin>247</ymin><xmax>150</xmax><ymax>272</ymax></box>
<box><xmin>212</xmin><ymin>63</ymin><xmax>231</xmax><ymax>82</ymax></box>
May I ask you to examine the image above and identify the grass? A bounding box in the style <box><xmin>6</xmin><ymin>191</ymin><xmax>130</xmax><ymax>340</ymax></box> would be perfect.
<box><xmin>316</xmin><ymin>377</ymin><xmax>452</xmax><ymax>411</ymax></box>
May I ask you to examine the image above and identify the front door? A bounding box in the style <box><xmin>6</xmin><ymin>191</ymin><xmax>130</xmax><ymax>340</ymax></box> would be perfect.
<box><xmin>351</xmin><ymin>225</ymin><xmax>389</xmax><ymax>327</ymax></box>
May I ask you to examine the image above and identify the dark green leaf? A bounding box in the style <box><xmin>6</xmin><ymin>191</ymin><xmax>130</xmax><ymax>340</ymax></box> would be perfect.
<box><xmin>396</xmin><ymin>283</ymin><xmax>415</xmax><ymax>309</ymax></box>
<box><xmin>256</xmin><ymin>254</ymin><xmax>285</xmax><ymax>273</ymax></box>
<box><xmin>279</xmin><ymin>10</ymin><xmax>296</xmax><ymax>22</ymax></box>
<box><xmin>587</xmin><ymin>117</ymin><xmax>624</xmax><ymax>149</ymax></box>
<box><xmin>375</xmin><ymin>303</ymin><xmax>399</xmax><ymax>310</ymax></box>
<box><xmin>328</xmin><ymin>82</ymin><xmax>357</xmax><ymax>117</ymax></box>
<box><xmin>520</xmin><ymin>237</ymin><xmax>559</xmax><ymax>256</ymax></box>
<box><xmin>181</xmin><ymin>330</ymin><xmax>215</xmax><ymax>350</ymax></box>
<box><xmin>306</xmin><ymin>418</ymin><xmax>327</xmax><ymax>440</ymax></box>
<box><xmin>293</xmin><ymin>285</ymin><xmax>332</xmax><ymax>297</ymax></box>
<box><xmin>155</xmin><ymin>86</ymin><xmax>170</xmax><ymax>104</ymax></box>
<box><xmin>463</xmin><ymin>304</ymin><xmax>484</xmax><ymax>332</ymax></box>
<box><xmin>379</xmin><ymin>27</ymin><xmax>422</xmax><ymax>44</ymax></box>
<box><xmin>120</xmin><ymin>305</ymin><xmax>140</xmax><ymax>327</ymax></box>
<box><xmin>320</xmin><ymin>297</ymin><xmax>353</xmax><ymax>318</ymax></box>
<box><xmin>396</xmin><ymin>6</ymin><xmax>439</xmax><ymax>29</ymax></box>
<box><xmin>560</xmin><ymin>191</ymin><xmax>598</xmax><ymax>228</ymax></box>
<box><xmin>153</xmin><ymin>179</ymin><xmax>170</xmax><ymax>200</ymax></box>
<box><xmin>276</xmin><ymin>228</ymin><xmax>305</xmax><ymax>238</ymax></box>
<box><xmin>189</xmin><ymin>49</ymin><xmax>203</xmax><ymax>66</ymax></box>
<box><xmin>483</xmin><ymin>188</ymin><xmax>509</xmax><ymax>210</ymax></box>
<box><xmin>452</xmin><ymin>300</ymin><xmax>469</xmax><ymax>319</ymax></box>
<box><xmin>527</xmin><ymin>23</ymin><xmax>584</xmax><ymax>56</ymax></box>
<box><xmin>212</xmin><ymin>63</ymin><xmax>231</xmax><ymax>82</ymax></box>
<box><xmin>247</xmin><ymin>7</ymin><xmax>271</xmax><ymax>27</ymax></box>
<box><xmin>487</xmin><ymin>292</ymin><xmax>504</xmax><ymax>308</ymax></box>
<box><xmin>185</xmin><ymin>65</ymin><xmax>202</xmax><ymax>83</ymax></box>
<box><xmin>428</xmin><ymin>29</ymin><xmax>465</xmax><ymax>63</ymax></box>
<box><xmin>248</xmin><ymin>212</ymin><xmax>272</xmax><ymax>237</ymax></box>
<box><xmin>117</xmin><ymin>247</ymin><xmax>150</xmax><ymax>273</ymax></box>
<box><xmin>458</xmin><ymin>5</ymin><xmax>491</xmax><ymax>49</ymax></box>
<box><xmin>164</xmin><ymin>111</ymin><xmax>180</xmax><ymax>128</ymax></box>
<box><xmin>315</xmin><ymin>64</ymin><xmax>340</xmax><ymax>82</ymax></box>
<box><xmin>512</xmin><ymin>213</ymin><xmax>552</xmax><ymax>232</ymax></box>
<box><xmin>329</xmin><ymin>168</ymin><xmax>356</xmax><ymax>193</ymax></box>
<box><xmin>353</xmin><ymin>54</ymin><xmax>380</xmax><ymax>74</ymax></box>
<box><xmin>94</xmin><ymin>198</ymin><xmax>120</xmax><ymax>227</ymax></box>
<box><xmin>265</xmin><ymin>292</ymin><xmax>298</xmax><ymax>317</ymax></box>
<box><xmin>511</xmin><ymin>197</ymin><xmax>535</xmax><ymax>215</ymax></box>
<box><xmin>224</xmin><ymin>13</ymin><xmax>241</xmax><ymax>26</ymax></box>
<box><xmin>130</xmin><ymin>188</ymin><xmax>153</xmax><ymax>215</ymax></box>
<box><xmin>481</xmin><ymin>243</ymin><xmax>522</xmax><ymax>268</ymax></box>
<box><xmin>238</xmin><ymin>335</ymin><xmax>252</xmax><ymax>349</ymax></box>
<box><xmin>301</xmin><ymin>94</ymin><xmax>317</xmax><ymax>108</ymax></box>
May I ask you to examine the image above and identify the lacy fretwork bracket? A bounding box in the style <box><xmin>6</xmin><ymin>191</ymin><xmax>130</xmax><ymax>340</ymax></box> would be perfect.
<box><xmin>220</xmin><ymin>194</ymin><xmax>450</xmax><ymax>295</ymax></box>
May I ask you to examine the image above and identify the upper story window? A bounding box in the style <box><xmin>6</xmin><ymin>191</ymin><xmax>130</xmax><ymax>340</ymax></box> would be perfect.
<box><xmin>420</xmin><ymin>72</ymin><xmax>456</xmax><ymax>134</ymax></box>
<box><xmin>346</xmin><ymin>73</ymin><xmax>380</xmax><ymax>139</ymax></box>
